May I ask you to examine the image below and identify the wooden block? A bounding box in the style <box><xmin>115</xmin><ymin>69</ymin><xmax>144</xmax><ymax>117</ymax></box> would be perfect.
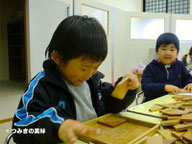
<box><xmin>146</xmin><ymin>136</ymin><xmax>163</xmax><ymax>144</ymax></box>
<box><xmin>172</xmin><ymin>141</ymin><xmax>183</xmax><ymax>144</ymax></box>
<box><xmin>157</xmin><ymin>102</ymin><xmax>183</xmax><ymax>109</ymax></box>
<box><xmin>172</xmin><ymin>95</ymin><xmax>189</xmax><ymax>101</ymax></box>
<box><xmin>183</xmin><ymin>101</ymin><xmax>192</xmax><ymax>106</ymax></box>
<box><xmin>173</xmin><ymin>123</ymin><xmax>192</xmax><ymax>131</ymax></box>
<box><xmin>172</xmin><ymin>131</ymin><xmax>185</xmax><ymax>139</ymax></box>
<box><xmin>97</xmin><ymin>115</ymin><xmax>127</xmax><ymax>128</ymax></box>
<box><xmin>166</xmin><ymin>116</ymin><xmax>181</xmax><ymax>120</ymax></box>
<box><xmin>158</xmin><ymin>129</ymin><xmax>177</xmax><ymax>140</ymax></box>
<box><xmin>180</xmin><ymin>113</ymin><xmax>192</xmax><ymax>122</ymax></box>
<box><xmin>163</xmin><ymin>139</ymin><xmax>175</xmax><ymax>144</ymax></box>
<box><xmin>180</xmin><ymin>106</ymin><xmax>192</xmax><ymax>112</ymax></box>
<box><xmin>182</xmin><ymin>129</ymin><xmax>192</xmax><ymax>143</ymax></box>
<box><xmin>161</xmin><ymin>108</ymin><xmax>189</xmax><ymax>116</ymax></box>
<box><xmin>149</xmin><ymin>104</ymin><xmax>163</xmax><ymax>112</ymax></box>
<box><xmin>161</xmin><ymin>119</ymin><xmax>180</xmax><ymax>126</ymax></box>
<box><xmin>182</xmin><ymin>97</ymin><xmax>192</xmax><ymax>101</ymax></box>
<box><xmin>111</xmin><ymin>77</ymin><xmax>130</xmax><ymax>100</ymax></box>
<box><xmin>180</xmin><ymin>89</ymin><xmax>189</xmax><ymax>93</ymax></box>
<box><xmin>179</xmin><ymin>137</ymin><xmax>190</xmax><ymax>144</ymax></box>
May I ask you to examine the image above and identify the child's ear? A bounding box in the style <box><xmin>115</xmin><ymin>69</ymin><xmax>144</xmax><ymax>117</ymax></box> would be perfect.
<box><xmin>155</xmin><ymin>49</ymin><xmax>158</xmax><ymax>55</ymax></box>
<box><xmin>52</xmin><ymin>50</ymin><xmax>62</xmax><ymax>65</ymax></box>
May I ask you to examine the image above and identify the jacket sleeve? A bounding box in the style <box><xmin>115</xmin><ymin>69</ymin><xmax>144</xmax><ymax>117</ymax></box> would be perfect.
<box><xmin>12</xmin><ymin>75</ymin><xmax>64</xmax><ymax>144</ymax></box>
<box><xmin>100</xmin><ymin>77</ymin><xmax>137</xmax><ymax>114</ymax></box>
<box><xmin>141</xmin><ymin>65</ymin><xmax>166</xmax><ymax>95</ymax></box>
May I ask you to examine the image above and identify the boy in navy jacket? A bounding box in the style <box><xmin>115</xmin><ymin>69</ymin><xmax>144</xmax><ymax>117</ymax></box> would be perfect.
<box><xmin>12</xmin><ymin>16</ymin><xmax>139</xmax><ymax>144</ymax></box>
<box><xmin>141</xmin><ymin>33</ymin><xmax>192</xmax><ymax>102</ymax></box>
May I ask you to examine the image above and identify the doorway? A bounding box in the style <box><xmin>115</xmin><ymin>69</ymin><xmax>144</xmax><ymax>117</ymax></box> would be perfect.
<box><xmin>0</xmin><ymin>0</ymin><xmax>27</xmax><ymax>83</ymax></box>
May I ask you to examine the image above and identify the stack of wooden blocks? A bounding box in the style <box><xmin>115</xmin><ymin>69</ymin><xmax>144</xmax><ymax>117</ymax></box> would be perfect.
<box><xmin>148</xmin><ymin>95</ymin><xmax>192</xmax><ymax>144</ymax></box>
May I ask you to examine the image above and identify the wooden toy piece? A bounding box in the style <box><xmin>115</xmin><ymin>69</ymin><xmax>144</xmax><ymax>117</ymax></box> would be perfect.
<box><xmin>158</xmin><ymin>129</ymin><xmax>177</xmax><ymax>140</ymax></box>
<box><xmin>172</xmin><ymin>141</ymin><xmax>183</xmax><ymax>144</ymax></box>
<box><xmin>161</xmin><ymin>115</ymin><xmax>181</xmax><ymax>120</ymax></box>
<box><xmin>157</xmin><ymin>102</ymin><xmax>183</xmax><ymax>109</ymax></box>
<box><xmin>182</xmin><ymin>129</ymin><xmax>192</xmax><ymax>143</ymax></box>
<box><xmin>180</xmin><ymin>113</ymin><xmax>192</xmax><ymax>122</ymax></box>
<box><xmin>162</xmin><ymin>139</ymin><xmax>175</xmax><ymax>144</ymax></box>
<box><xmin>180</xmin><ymin>106</ymin><xmax>192</xmax><ymax>112</ymax></box>
<box><xmin>97</xmin><ymin>115</ymin><xmax>127</xmax><ymax>128</ymax></box>
<box><xmin>180</xmin><ymin>89</ymin><xmax>189</xmax><ymax>93</ymax></box>
<box><xmin>183</xmin><ymin>101</ymin><xmax>192</xmax><ymax>106</ymax></box>
<box><xmin>161</xmin><ymin>108</ymin><xmax>189</xmax><ymax>116</ymax></box>
<box><xmin>111</xmin><ymin>76</ymin><xmax>130</xmax><ymax>100</ymax></box>
<box><xmin>173</xmin><ymin>123</ymin><xmax>192</xmax><ymax>131</ymax></box>
<box><xmin>179</xmin><ymin>137</ymin><xmax>190</xmax><ymax>144</ymax></box>
<box><xmin>160</xmin><ymin>119</ymin><xmax>180</xmax><ymax>126</ymax></box>
<box><xmin>172</xmin><ymin>95</ymin><xmax>189</xmax><ymax>101</ymax></box>
<box><xmin>171</xmin><ymin>131</ymin><xmax>185</xmax><ymax>139</ymax></box>
<box><xmin>146</xmin><ymin>136</ymin><xmax>163</xmax><ymax>144</ymax></box>
<box><xmin>182</xmin><ymin>97</ymin><xmax>192</xmax><ymax>101</ymax></box>
<box><xmin>149</xmin><ymin>104</ymin><xmax>163</xmax><ymax>112</ymax></box>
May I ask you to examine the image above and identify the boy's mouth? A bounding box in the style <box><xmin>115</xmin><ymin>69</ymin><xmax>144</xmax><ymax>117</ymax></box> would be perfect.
<box><xmin>164</xmin><ymin>57</ymin><xmax>171</xmax><ymax>59</ymax></box>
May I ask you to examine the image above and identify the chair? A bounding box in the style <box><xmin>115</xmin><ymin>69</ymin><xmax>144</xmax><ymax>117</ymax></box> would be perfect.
<box><xmin>4</xmin><ymin>132</ymin><xmax>14</xmax><ymax>144</ymax></box>
<box><xmin>135</xmin><ymin>91</ymin><xmax>144</xmax><ymax>105</ymax></box>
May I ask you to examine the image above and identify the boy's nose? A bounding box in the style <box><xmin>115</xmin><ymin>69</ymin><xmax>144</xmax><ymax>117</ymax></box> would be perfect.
<box><xmin>165</xmin><ymin>50</ymin><xmax>171</xmax><ymax>54</ymax></box>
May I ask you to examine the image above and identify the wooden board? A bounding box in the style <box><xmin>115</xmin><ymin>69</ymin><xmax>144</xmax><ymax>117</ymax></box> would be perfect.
<box><xmin>97</xmin><ymin>115</ymin><xmax>127</xmax><ymax>128</ymax></box>
<box><xmin>182</xmin><ymin>129</ymin><xmax>192</xmax><ymax>143</ymax></box>
<box><xmin>180</xmin><ymin>113</ymin><xmax>192</xmax><ymax>122</ymax></box>
<box><xmin>161</xmin><ymin>108</ymin><xmax>189</xmax><ymax>116</ymax></box>
<box><xmin>80</xmin><ymin>113</ymin><xmax>159</xmax><ymax>144</ymax></box>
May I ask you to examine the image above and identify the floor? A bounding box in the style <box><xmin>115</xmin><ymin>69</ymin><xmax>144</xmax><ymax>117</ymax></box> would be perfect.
<box><xmin>0</xmin><ymin>81</ymin><xmax>26</xmax><ymax>144</ymax></box>
<box><xmin>0</xmin><ymin>81</ymin><xmax>139</xmax><ymax>144</ymax></box>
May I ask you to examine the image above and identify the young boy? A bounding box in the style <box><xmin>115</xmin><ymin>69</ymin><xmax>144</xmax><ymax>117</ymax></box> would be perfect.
<box><xmin>141</xmin><ymin>33</ymin><xmax>192</xmax><ymax>102</ymax></box>
<box><xmin>12</xmin><ymin>15</ymin><xmax>139</xmax><ymax>144</ymax></box>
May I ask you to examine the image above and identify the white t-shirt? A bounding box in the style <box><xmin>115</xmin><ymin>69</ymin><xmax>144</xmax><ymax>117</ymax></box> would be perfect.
<box><xmin>63</xmin><ymin>78</ymin><xmax>97</xmax><ymax>122</ymax></box>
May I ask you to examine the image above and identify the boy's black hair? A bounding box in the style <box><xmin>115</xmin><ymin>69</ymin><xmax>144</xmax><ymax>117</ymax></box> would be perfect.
<box><xmin>155</xmin><ymin>33</ymin><xmax>179</xmax><ymax>52</ymax></box>
<box><xmin>45</xmin><ymin>15</ymin><xmax>107</xmax><ymax>62</ymax></box>
<box><xmin>189</xmin><ymin>46</ymin><xmax>192</xmax><ymax>56</ymax></box>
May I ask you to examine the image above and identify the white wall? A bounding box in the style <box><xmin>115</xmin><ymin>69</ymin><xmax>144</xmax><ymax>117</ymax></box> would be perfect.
<box><xmin>171</xmin><ymin>14</ymin><xmax>192</xmax><ymax>59</ymax></box>
<box><xmin>26</xmin><ymin>0</ymin><xmax>69</xmax><ymax>80</ymax></box>
<box><xmin>74</xmin><ymin>0</ymin><xmax>192</xmax><ymax>83</ymax></box>
<box><xmin>76</xmin><ymin>0</ymin><xmax>113</xmax><ymax>83</ymax></box>
<box><xmin>113</xmin><ymin>11</ymin><xmax>170</xmax><ymax>81</ymax></box>
<box><xmin>93</xmin><ymin>0</ymin><xmax>142</xmax><ymax>12</ymax></box>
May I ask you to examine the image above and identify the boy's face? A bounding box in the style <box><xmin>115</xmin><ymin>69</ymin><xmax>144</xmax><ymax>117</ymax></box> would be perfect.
<box><xmin>156</xmin><ymin>43</ymin><xmax>178</xmax><ymax>65</ymax></box>
<box><xmin>57</xmin><ymin>56</ymin><xmax>102</xmax><ymax>86</ymax></box>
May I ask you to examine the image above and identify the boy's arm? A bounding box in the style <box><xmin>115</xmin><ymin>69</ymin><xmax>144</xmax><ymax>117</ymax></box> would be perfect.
<box><xmin>12</xmin><ymin>83</ymin><xmax>65</xmax><ymax>144</ymax></box>
<box><xmin>100</xmin><ymin>74</ymin><xmax>138</xmax><ymax>114</ymax></box>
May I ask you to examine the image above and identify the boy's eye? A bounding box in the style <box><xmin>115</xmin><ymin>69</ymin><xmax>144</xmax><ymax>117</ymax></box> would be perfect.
<box><xmin>81</xmin><ymin>68</ymin><xmax>87</xmax><ymax>71</ymax></box>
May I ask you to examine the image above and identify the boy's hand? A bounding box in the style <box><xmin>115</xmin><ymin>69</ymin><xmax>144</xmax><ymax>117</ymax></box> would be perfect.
<box><xmin>183</xmin><ymin>83</ymin><xmax>192</xmax><ymax>92</ymax></box>
<box><xmin>111</xmin><ymin>73</ymin><xmax>139</xmax><ymax>100</ymax></box>
<box><xmin>123</xmin><ymin>73</ymin><xmax>140</xmax><ymax>90</ymax></box>
<box><xmin>58</xmin><ymin>119</ymin><xmax>100</xmax><ymax>144</ymax></box>
<box><xmin>164</xmin><ymin>84</ymin><xmax>181</xmax><ymax>93</ymax></box>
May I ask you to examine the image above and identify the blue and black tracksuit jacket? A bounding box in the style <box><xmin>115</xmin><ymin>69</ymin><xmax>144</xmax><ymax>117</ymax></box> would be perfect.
<box><xmin>12</xmin><ymin>60</ymin><xmax>136</xmax><ymax>144</ymax></box>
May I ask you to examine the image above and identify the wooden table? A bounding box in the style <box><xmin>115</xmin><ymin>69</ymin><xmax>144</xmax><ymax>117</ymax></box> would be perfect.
<box><xmin>75</xmin><ymin>94</ymin><xmax>176</xmax><ymax>144</ymax></box>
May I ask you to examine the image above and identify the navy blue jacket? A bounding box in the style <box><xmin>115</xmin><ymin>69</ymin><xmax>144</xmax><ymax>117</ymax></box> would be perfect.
<box><xmin>141</xmin><ymin>58</ymin><xmax>192</xmax><ymax>102</ymax></box>
<box><xmin>12</xmin><ymin>60</ymin><xmax>136</xmax><ymax>144</ymax></box>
